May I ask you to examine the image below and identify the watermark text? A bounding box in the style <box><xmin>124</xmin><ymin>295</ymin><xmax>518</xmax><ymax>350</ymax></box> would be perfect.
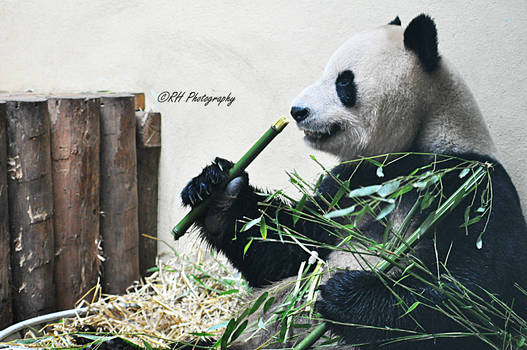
<box><xmin>157</xmin><ymin>91</ymin><xmax>236</xmax><ymax>107</ymax></box>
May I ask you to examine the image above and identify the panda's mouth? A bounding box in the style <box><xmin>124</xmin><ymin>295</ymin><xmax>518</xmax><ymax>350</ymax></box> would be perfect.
<box><xmin>303</xmin><ymin>123</ymin><xmax>343</xmax><ymax>142</ymax></box>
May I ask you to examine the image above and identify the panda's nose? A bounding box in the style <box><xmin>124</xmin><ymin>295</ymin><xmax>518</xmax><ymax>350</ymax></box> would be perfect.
<box><xmin>290</xmin><ymin>106</ymin><xmax>310</xmax><ymax>122</ymax></box>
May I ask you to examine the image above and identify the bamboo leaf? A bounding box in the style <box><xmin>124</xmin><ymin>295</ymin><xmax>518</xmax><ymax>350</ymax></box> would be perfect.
<box><xmin>260</xmin><ymin>217</ymin><xmax>267</xmax><ymax>240</ymax></box>
<box><xmin>349</xmin><ymin>185</ymin><xmax>382</xmax><ymax>198</ymax></box>
<box><xmin>413</xmin><ymin>181</ymin><xmax>427</xmax><ymax>190</ymax></box>
<box><xmin>324</xmin><ymin>205</ymin><xmax>356</xmax><ymax>219</ymax></box>
<box><xmin>353</xmin><ymin>205</ymin><xmax>368</xmax><ymax>226</ymax></box>
<box><xmin>376</xmin><ymin>166</ymin><xmax>384</xmax><ymax>178</ymax></box>
<box><xmin>365</xmin><ymin>157</ymin><xmax>383</xmax><ymax>167</ymax></box>
<box><xmin>230</xmin><ymin>320</ymin><xmax>248</xmax><ymax>343</ymax></box>
<box><xmin>263</xmin><ymin>189</ymin><xmax>283</xmax><ymax>202</ymax></box>
<box><xmin>279</xmin><ymin>319</ymin><xmax>288</xmax><ymax>342</ymax></box>
<box><xmin>376</xmin><ymin>202</ymin><xmax>396</xmax><ymax>220</ymax></box>
<box><xmin>218</xmin><ymin>289</ymin><xmax>239</xmax><ymax>296</ymax></box>
<box><xmin>207</xmin><ymin>321</ymin><xmax>229</xmax><ymax>331</ymax></box>
<box><xmin>221</xmin><ymin>318</ymin><xmax>238</xmax><ymax>350</ymax></box>
<box><xmin>460</xmin><ymin>215</ymin><xmax>482</xmax><ymax>228</ymax></box>
<box><xmin>293</xmin><ymin>195</ymin><xmax>307</xmax><ymax>225</ymax></box>
<box><xmin>263</xmin><ymin>296</ymin><xmax>276</xmax><ymax>314</ymax></box>
<box><xmin>463</xmin><ymin>206</ymin><xmax>471</xmax><ymax>226</ymax></box>
<box><xmin>258</xmin><ymin>317</ymin><xmax>266</xmax><ymax>329</ymax></box>
<box><xmin>249</xmin><ymin>292</ymin><xmax>269</xmax><ymax>316</ymax></box>
<box><xmin>459</xmin><ymin>167</ymin><xmax>470</xmax><ymax>178</ymax></box>
<box><xmin>392</xmin><ymin>184</ymin><xmax>414</xmax><ymax>197</ymax></box>
<box><xmin>402</xmin><ymin>262</ymin><xmax>415</xmax><ymax>276</ymax></box>
<box><xmin>399</xmin><ymin>301</ymin><xmax>420</xmax><ymax>319</ymax></box>
<box><xmin>420</xmin><ymin>191</ymin><xmax>435</xmax><ymax>210</ymax></box>
<box><xmin>142</xmin><ymin>340</ymin><xmax>154</xmax><ymax>350</ymax></box>
<box><xmin>516</xmin><ymin>336</ymin><xmax>525</xmax><ymax>347</ymax></box>
<box><xmin>330</xmin><ymin>180</ymin><xmax>350</xmax><ymax>208</ymax></box>
<box><xmin>377</xmin><ymin>180</ymin><xmax>400</xmax><ymax>198</ymax></box>
<box><xmin>241</xmin><ymin>217</ymin><xmax>261</xmax><ymax>232</ymax></box>
<box><xmin>243</xmin><ymin>239</ymin><xmax>253</xmax><ymax>256</ymax></box>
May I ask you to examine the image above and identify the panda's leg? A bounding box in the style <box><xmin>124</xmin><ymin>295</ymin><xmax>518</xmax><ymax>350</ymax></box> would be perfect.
<box><xmin>181</xmin><ymin>157</ymin><xmax>334</xmax><ymax>287</ymax></box>
<box><xmin>317</xmin><ymin>270</ymin><xmax>487</xmax><ymax>349</ymax></box>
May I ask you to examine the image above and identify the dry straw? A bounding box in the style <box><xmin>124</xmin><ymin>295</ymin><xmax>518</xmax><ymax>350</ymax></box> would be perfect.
<box><xmin>7</xmin><ymin>246</ymin><xmax>246</xmax><ymax>349</ymax></box>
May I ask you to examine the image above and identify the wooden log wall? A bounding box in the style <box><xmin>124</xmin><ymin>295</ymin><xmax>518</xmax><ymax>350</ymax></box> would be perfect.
<box><xmin>0</xmin><ymin>101</ymin><xmax>13</xmax><ymax>328</ymax></box>
<box><xmin>49</xmin><ymin>96</ymin><xmax>101</xmax><ymax>309</ymax></box>
<box><xmin>0</xmin><ymin>92</ymin><xmax>161</xmax><ymax>324</ymax></box>
<box><xmin>99</xmin><ymin>94</ymin><xmax>140</xmax><ymax>294</ymax></box>
<box><xmin>5</xmin><ymin>98</ymin><xmax>56</xmax><ymax>322</ymax></box>
<box><xmin>136</xmin><ymin>111</ymin><xmax>161</xmax><ymax>276</ymax></box>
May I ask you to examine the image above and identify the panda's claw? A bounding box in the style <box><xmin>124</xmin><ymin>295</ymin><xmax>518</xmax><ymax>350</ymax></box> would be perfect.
<box><xmin>199</xmin><ymin>182</ymin><xmax>210</xmax><ymax>196</ymax></box>
<box><xmin>181</xmin><ymin>157</ymin><xmax>243</xmax><ymax>207</ymax></box>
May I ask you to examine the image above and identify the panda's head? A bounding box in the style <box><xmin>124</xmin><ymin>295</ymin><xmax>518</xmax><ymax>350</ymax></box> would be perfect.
<box><xmin>291</xmin><ymin>14</ymin><xmax>494</xmax><ymax>160</ymax></box>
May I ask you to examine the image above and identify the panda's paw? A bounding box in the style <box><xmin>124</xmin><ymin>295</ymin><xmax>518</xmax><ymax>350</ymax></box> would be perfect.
<box><xmin>317</xmin><ymin>270</ymin><xmax>380</xmax><ymax>324</ymax></box>
<box><xmin>181</xmin><ymin>157</ymin><xmax>248</xmax><ymax>207</ymax></box>
<box><xmin>317</xmin><ymin>270</ymin><xmax>400</xmax><ymax>345</ymax></box>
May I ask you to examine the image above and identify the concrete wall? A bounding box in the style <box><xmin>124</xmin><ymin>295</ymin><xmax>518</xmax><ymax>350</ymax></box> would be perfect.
<box><xmin>1</xmin><ymin>1</ymin><xmax>526</xmax><ymax>255</ymax></box>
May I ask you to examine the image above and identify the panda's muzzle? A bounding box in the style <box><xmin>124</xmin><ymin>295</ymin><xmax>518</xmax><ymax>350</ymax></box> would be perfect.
<box><xmin>303</xmin><ymin>123</ymin><xmax>343</xmax><ymax>142</ymax></box>
<box><xmin>290</xmin><ymin>106</ymin><xmax>342</xmax><ymax>142</ymax></box>
<box><xmin>290</xmin><ymin>106</ymin><xmax>310</xmax><ymax>122</ymax></box>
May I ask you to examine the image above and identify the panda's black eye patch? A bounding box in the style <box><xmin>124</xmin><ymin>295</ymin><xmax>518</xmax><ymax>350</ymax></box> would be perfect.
<box><xmin>336</xmin><ymin>70</ymin><xmax>357</xmax><ymax>107</ymax></box>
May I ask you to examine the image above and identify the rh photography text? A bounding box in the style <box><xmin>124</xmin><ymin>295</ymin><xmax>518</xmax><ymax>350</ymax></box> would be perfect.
<box><xmin>157</xmin><ymin>91</ymin><xmax>236</xmax><ymax>107</ymax></box>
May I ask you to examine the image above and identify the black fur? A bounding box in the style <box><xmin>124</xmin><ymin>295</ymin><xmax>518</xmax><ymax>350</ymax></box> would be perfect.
<box><xmin>182</xmin><ymin>153</ymin><xmax>527</xmax><ymax>349</ymax></box>
<box><xmin>389</xmin><ymin>16</ymin><xmax>401</xmax><ymax>26</ymax></box>
<box><xmin>316</xmin><ymin>154</ymin><xmax>527</xmax><ymax>349</ymax></box>
<box><xmin>404</xmin><ymin>14</ymin><xmax>440</xmax><ymax>72</ymax></box>
<box><xmin>336</xmin><ymin>70</ymin><xmax>357</xmax><ymax>107</ymax></box>
<box><xmin>181</xmin><ymin>157</ymin><xmax>335</xmax><ymax>287</ymax></box>
<box><xmin>181</xmin><ymin>157</ymin><xmax>237</xmax><ymax>207</ymax></box>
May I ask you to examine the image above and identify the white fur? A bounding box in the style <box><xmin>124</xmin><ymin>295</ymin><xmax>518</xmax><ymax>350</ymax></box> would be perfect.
<box><xmin>291</xmin><ymin>24</ymin><xmax>496</xmax><ymax>161</ymax></box>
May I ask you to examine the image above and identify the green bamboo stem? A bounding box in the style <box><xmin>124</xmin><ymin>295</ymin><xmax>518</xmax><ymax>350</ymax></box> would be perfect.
<box><xmin>293</xmin><ymin>165</ymin><xmax>487</xmax><ymax>350</ymax></box>
<box><xmin>172</xmin><ymin>116</ymin><xmax>289</xmax><ymax>239</ymax></box>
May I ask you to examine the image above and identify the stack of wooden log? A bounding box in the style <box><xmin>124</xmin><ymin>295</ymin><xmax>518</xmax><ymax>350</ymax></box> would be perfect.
<box><xmin>0</xmin><ymin>92</ymin><xmax>161</xmax><ymax>328</ymax></box>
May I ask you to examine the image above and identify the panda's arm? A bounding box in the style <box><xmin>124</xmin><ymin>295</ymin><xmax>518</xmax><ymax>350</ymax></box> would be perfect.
<box><xmin>181</xmin><ymin>157</ymin><xmax>336</xmax><ymax>287</ymax></box>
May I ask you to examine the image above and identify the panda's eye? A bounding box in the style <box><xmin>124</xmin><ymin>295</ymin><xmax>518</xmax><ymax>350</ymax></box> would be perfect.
<box><xmin>336</xmin><ymin>70</ymin><xmax>354</xmax><ymax>87</ymax></box>
<box><xmin>335</xmin><ymin>70</ymin><xmax>357</xmax><ymax>107</ymax></box>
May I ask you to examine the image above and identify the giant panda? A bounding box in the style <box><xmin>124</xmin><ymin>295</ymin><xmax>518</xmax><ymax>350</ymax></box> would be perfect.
<box><xmin>180</xmin><ymin>14</ymin><xmax>527</xmax><ymax>349</ymax></box>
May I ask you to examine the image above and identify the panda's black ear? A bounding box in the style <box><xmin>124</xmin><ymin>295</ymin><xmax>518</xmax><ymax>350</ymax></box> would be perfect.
<box><xmin>388</xmin><ymin>16</ymin><xmax>401</xmax><ymax>26</ymax></box>
<box><xmin>404</xmin><ymin>14</ymin><xmax>440</xmax><ymax>72</ymax></box>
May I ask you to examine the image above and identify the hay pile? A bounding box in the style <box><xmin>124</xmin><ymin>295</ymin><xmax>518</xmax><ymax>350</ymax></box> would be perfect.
<box><xmin>10</xmin><ymin>247</ymin><xmax>248</xmax><ymax>349</ymax></box>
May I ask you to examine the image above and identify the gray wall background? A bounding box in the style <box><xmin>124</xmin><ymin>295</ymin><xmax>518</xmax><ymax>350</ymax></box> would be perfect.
<box><xmin>1</xmin><ymin>0</ymin><xmax>526</xmax><ymax>255</ymax></box>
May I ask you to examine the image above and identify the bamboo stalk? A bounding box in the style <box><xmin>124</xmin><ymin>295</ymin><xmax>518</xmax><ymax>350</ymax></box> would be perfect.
<box><xmin>172</xmin><ymin>116</ymin><xmax>289</xmax><ymax>239</ymax></box>
<box><xmin>293</xmin><ymin>165</ymin><xmax>488</xmax><ymax>350</ymax></box>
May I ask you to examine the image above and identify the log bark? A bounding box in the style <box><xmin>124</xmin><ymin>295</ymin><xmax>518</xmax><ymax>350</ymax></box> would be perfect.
<box><xmin>133</xmin><ymin>93</ymin><xmax>145</xmax><ymax>111</ymax></box>
<box><xmin>48</xmin><ymin>96</ymin><xmax>101</xmax><ymax>309</ymax></box>
<box><xmin>0</xmin><ymin>101</ymin><xmax>13</xmax><ymax>327</ymax></box>
<box><xmin>136</xmin><ymin>111</ymin><xmax>161</xmax><ymax>276</ymax></box>
<box><xmin>99</xmin><ymin>94</ymin><xmax>140</xmax><ymax>294</ymax></box>
<box><xmin>136</xmin><ymin>111</ymin><xmax>161</xmax><ymax>148</ymax></box>
<box><xmin>5</xmin><ymin>97</ymin><xmax>55</xmax><ymax>321</ymax></box>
